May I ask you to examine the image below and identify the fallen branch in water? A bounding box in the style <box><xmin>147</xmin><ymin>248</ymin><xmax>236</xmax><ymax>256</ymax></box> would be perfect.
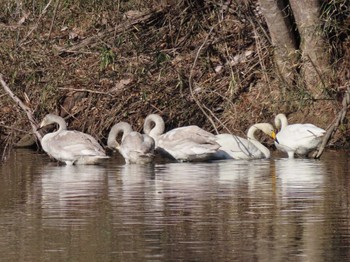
<box><xmin>0</xmin><ymin>74</ymin><xmax>42</xmax><ymax>142</ymax></box>
<box><xmin>314</xmin><ymin>84</ymin><xmax>350</xmax><ymax>159</ymax></box>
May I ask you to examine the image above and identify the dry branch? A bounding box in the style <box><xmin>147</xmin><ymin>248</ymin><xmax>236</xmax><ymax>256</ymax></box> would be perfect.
<box><xmin>314</xmin><ymin>85</ymin><xmax>350</xmax><ymax>159</ymax></box>
<box><xmin>189</xmin><ymin>26</ymin><xmax>220</xmax><ymax>134</ymax></box>
<box><xmin>57</xmin><ymin>9</ymin><xmax>166</xmax><ymax>54</ymax></box>
<box><xmin>58</xmin><ymin>87</ymin><xmax>112</xmax><ymax>96</ymax></box>
<box><xmin>19</xmin><ymin>0</ymin><xmax>55</xmax><ymax>46</ymax></box>
<box><xmin>0</xmin><ymin>74</ymin><xmax>42</xmax><ymax>142</ymax></box>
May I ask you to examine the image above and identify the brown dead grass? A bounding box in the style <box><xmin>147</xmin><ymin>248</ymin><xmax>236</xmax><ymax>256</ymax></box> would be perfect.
<box><xmin>0</xmin><ymin>0</ymin><xmax>349</xmax><ymax>152</ymax></box>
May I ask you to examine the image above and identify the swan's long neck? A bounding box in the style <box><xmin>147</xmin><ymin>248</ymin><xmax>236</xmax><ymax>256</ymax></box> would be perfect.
<box><xmin>143</xmin><ymin>114</ymin><xmax>165</xmax><ymax>141</ymax></box>
<box><xmin>40</xmin><ymin>115</ymin><xmax>67</xmax><ymax>146</ymax></box>
<box><xmin>247</xmin><ymin>124</ymin><xmax>270</xmax><ymax>158</ymax></box>
<box><xmin>107</xmin><ymin>122</ymin><xmax>133</xmax><ymax>148</ymax></box>
<box><xmin>55</xmin><ymin>117</ymin><xmax>67</xmax><ymax>132</ymax></box>
<box><xmin>43</xmin><ymin>114</ymin><xmax>67</xmax><ymax>132</ymax></box>
<box><xmin>275</xmin><ymin>114</ymin><xmax>288</xmax><ymax>130</ymax></box>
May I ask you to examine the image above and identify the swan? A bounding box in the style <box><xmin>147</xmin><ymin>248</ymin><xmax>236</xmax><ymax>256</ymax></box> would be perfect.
<box><xmin>39</xmin><ymin>114</ymin><xmax>109</xmax><ymax>165</ymax></box>
<box><xmin>274</xmin><ymin>113</ymin><xmax>326</xmax><ymax>158</ymax></box>
<box><xmin>214</xmin><ymin>123</ymin><xmax>276</xmax><ymax>159</ymax></box>
<box><xmin>143</xmin><ymin>114</ymin><xmax>220</xmax><ymax>162</ymax></box>
<box><xmin>107</xmin><ymin>122</ymin><xmax>155</xmax><ymax>164</ymax></box>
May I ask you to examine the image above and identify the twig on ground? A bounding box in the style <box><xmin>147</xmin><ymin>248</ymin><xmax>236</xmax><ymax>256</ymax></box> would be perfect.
<box><xmin>58</xmin><ymin>87</ymin><xmax>112</xmax><ymax>96</ymax></box>
<box><xmin>57</xmin><ymin>9</ymin><xmax>166</xmax><ymax>54</ymax></box>
<box><xmin>19</xmin><ymin>0</ymin><xmax>54</xmax><ymax>46</ymax></box>
<box><xmin>48</xmin><ymin>0</ymin><xmax>61</xmax><ymax>40</ymax></box>
<box><xmin>0</xmin><ymin>124</ymin><xmax>28</xmax><ymax>133</ymax></box>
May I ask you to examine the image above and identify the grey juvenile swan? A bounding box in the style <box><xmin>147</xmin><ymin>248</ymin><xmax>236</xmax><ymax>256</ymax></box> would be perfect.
<box><xmin>143</xmin><ymin>114</ymin><xmax>220</xmax><ymax>162</ymax></box>
<box><xmin>39</xmin><ymin>114</ymin><xmax>109</xmax><ymax>165</ymax></box>
<box><xmin>107</xmin><ymin>121</ymin><xmax>155</xmax><ymax>164</ymax></box>
<box><xmin>274</xmin><ymin>113</ymin><xmax>326</xmax><ymax>158</ymax></box>
<box><xmin>214</xmin><ymin>123</ymin><xmax>277</xmax><ymax>159</ymax></box>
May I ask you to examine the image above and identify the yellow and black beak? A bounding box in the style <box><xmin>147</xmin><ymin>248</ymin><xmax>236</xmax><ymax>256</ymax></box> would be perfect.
<box><xmin>271</xmin><ymin>131</ymin><xmax>279</xmax><ymax>144</ymax></box>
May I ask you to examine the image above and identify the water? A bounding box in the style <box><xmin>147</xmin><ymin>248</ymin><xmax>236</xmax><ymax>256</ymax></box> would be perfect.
<box><xmin>0</xmin><ymin>148</ymin><xmax>349</xmax><ymax>261</ymax></box>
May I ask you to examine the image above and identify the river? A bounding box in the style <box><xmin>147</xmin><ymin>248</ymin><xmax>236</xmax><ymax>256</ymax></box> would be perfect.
<box><xmin>0</xmin><ymin>148</ymin><xmax>349</xmax><ymax>261</ymax></box>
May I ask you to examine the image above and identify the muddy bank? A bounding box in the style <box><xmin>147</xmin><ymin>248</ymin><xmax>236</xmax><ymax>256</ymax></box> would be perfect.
<box><xmin>0</xmin><ymin>0</ymin><xmax>349</xmax><ymax>150</ymax></box>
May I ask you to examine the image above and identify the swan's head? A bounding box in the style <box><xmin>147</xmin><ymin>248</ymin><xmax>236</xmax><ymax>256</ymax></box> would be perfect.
<box><xmin>108</xmin><ymin>141</ymin><xmax>121</xmax><ymax>150</ymax></box>
<box><xmin>143</xmin><ymin>114</ymin><xmax>165</xmax><ymax>138</ymax></box>
<box><xmin>107</xmin><ymin>122</ymin><xmax>132</xmax><ymax>150</ymax></box>
<box><xmin>258</xmin><ymin>123</ymin><xmax>275</xmax><ymax>137</ymax></box>
<box><xmin>251</xmin><ymin>123</ymin><xmax>277</xmax><ymax>141</ymax></box>
<box><xmin>266</xmin><ymin>124</ymin><xmax>279</xmax><ymax>143</ymax></box>
<box><xmin>39</xmin><ymin>114</ymin><xmax>66</xmax><ymax>130</ymax></box>
<box><xmin>40</xmin><ymin>114</ymin><xmax>55</xmax><ymax>128</ymax></box>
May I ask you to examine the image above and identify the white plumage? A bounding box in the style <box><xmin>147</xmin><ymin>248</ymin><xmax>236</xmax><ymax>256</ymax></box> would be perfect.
<box><xmin>39</xmin><ymin>114</ymin><xmax>109</xmax><ymax>165</ymax></box>
<box><xmin>274</xmin><ymin>113</ymin><xmax>326</xmax><ymax>158</ymax></box>
<box><xmin>143</xmin><ymin>114</ymin><xmax>220</xmax><ymax>162</ymax></box>
<box><xmin>107</xmin><ymin>121</ymin><xmax>155</xmax><ymax>164</ymax></box>
<box><xmin>214</xmin><ymin>123</ymin><xmax>276</xmax><ymax>159</ymax></box>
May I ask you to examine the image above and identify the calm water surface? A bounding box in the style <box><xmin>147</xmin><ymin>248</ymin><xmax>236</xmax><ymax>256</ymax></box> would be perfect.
<box><xmin>0</xmin><ymin>148</ymin><xmax>350</xmax><ymax>261</ymax></box>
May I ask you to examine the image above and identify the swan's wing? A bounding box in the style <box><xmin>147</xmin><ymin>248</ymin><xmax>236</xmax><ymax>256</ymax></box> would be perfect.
<box><xmin>160</xmin><ymin>126</ymin><xmax>217</xmax><ymax>145</ymax></box>
<box><xmin>119</xmin><ymin>132</ymin><xmax>155</xmax><ymax>163</ymax></box>
<box><xmin>155</xmin><ymin>125</ymin><xmax>219</xmax><ymax>161</ymax></box>
<box><xmin>158</xmin><ymin>128</ymin><xmax>220</xmax><ymax>150</ymax></box>
<box><xmin>171</xmin><ymin>138</ymin><xmax>219</xmax><ymax>152</ymax></box>
<box><xmin>215</xmin><ymin>134</ymin><xmax>263</xmax><ymax>159</ymax></box>
<box><xmin>162</xmin><ymin>138</ymin><xmax>218</xmax><ymax>161</ymax></box>
<box><xmin>299</xmin><ymin>124</ymin><xmax>326</xmax><ymax>137</ymax></box>
<box><xmin>47</xmin><ymin>130</ymin><xmax>106</xmax><ymax>157</ymax></box>
<box><xmin>122</xmin><ymin>132</ymin><xmax>155</xmax><ymax>155</ymax></box>
<box><xmin>140</xmin><ymin>134</ymin><xmax>156</xmax><ymax>154</ymax></box>
<box><xmin>276</xmin><ymin>124</ymin><xmax>325</xmax><ymax>154</ymax></box>
<box><xmin>278</xmin><ymin>124</ymin><xmax>325</xmax><ymax>141</ymax></box>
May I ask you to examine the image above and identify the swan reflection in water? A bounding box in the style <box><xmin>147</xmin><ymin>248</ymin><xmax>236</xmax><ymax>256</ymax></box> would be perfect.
<box><xmin>111</xmin><ymin>162</ymin><xmax>222</xmax><ymax>220</ymax></box>
<box><xmin>214</xmin><ymin>158</ymin><xmax>326</xmax><ymax>200</ymax></box>
<box><xmin>275</xmin><ymin>158</ymin><xmax>325</xmax><ymax>201</ymax></box>
<box><xmin>107</xmin><ymin>163</ymin><xmax>163</xmax><ymax>227</ymax></box>
<box><xmin>217</xmin><ymin>159</ymin><xmax>271</xmax><ymax>182</ymax></box>
<box><xmin>40</xmin><ymin>164</ymin><xmax>107</xmax><ymax>226</ymax></box>
<box><xmin>273</xmin><ymin>158</ymin><xmax>327</xmax><ymax>261</ymax></box>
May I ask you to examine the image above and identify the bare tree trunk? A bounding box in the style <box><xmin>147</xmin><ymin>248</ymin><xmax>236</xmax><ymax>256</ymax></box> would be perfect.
<box><xmin>289</xmin><ymin>0</ymin><xmax>331</xmax><ymax>96</ymax></box>
<box><xmin>258</xmin><ymin>0</ymin><xmax>298</xmax><ymax>85</ymax></box>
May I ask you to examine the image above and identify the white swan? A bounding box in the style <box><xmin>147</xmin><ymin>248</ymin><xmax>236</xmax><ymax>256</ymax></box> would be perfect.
<box><xmin>39</xmin><ymin>114</ymin><xmax>109</xmax><ymax>165</ymax></box>
<box><xmin>107</xmin><ymin>121</ymin><xmax>155</xmax><ymax>164</ymax></box>
<box><xmin>214</xmin><ymin>123</ymin><xmax>276</xmax><ymax>159</ymax></box>
<box><xmin>143</xmin><ymin>114</ymin><xmax>220</xmax><ymax>162</ymax></box>
<box><xmin>274</xmin><ymin>113</ymin><xmax>326</xmax><ymax>158</ymax></box>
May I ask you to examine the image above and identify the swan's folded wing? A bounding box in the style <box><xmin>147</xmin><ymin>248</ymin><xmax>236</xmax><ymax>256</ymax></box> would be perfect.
<box><xmin>122</xmin><ymin>132</ymin><xmax>155</xmax><ymax>154</ymax></box>
<box><xmin>169</xmin><ymin>139</ymin><xmax>219</xmax><ymax>161</ymax></box>
<box><xmin>161</xmin><ymin>126</ymin><xmax>216</xmax><ymax>143</ymax></box>
<box><xmin>276</xmin><ymin>124</ymin><xmax>325</xmax><ymax>155</ymax></box>
<box><xmin>51</xmin><ymin>130</ymin><xmax>106</xmax><ymax>156</ymax></box>
<box><xmin>279</xmin><ymin>124</ymin><xmax>325</xmax><ymax>141</ymax></box>
<box><xmin>215</xmin><ymin>134</ymin><xmax>263</xmax><ymax>159</ymax></box>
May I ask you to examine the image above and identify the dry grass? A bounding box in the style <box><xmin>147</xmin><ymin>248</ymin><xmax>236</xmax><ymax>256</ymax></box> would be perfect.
<box><xmin>0</xmin><ymin>0</ymin><xmax>349</xmax><ymax>156</ymax></box>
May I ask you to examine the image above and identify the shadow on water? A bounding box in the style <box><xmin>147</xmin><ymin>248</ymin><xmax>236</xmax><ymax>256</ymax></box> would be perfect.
<box><xmin>0</xmin><ymin>148</ymin><xmax>350</xmax><ymax>261</ymax></box>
